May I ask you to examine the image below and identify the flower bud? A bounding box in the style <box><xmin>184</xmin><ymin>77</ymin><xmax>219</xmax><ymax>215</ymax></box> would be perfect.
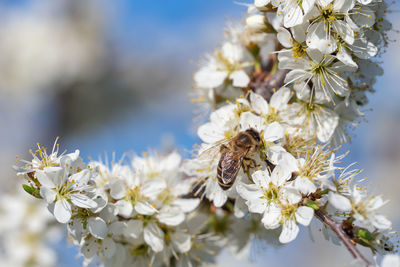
<box><xmin>246</xmin><ymin>15</ymin><xmax>267</xmax><ymax>31</ymax></box>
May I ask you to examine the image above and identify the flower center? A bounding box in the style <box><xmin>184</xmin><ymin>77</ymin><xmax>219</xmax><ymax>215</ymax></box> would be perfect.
<box><xmin>292</xmin><ymin>42</ymin><xmax>306</xmax><ymax>58</ymax></box>
<box><xmin>157</xmin><ymin>188</ymin><xmax>174</xmax><ymax>205</ymax></box>
<box><xmin>322</xmin><ymin>5</ymin><xmax>335</xmax><ymax>21</ymax></box>
<box><xmin>125</xmin><ymin>186</ymin><xmax>143</xmax><ymax>206</ymax></box>
<box><xmin>130</xmin><ymin>244</ymin><xmax>149</xmax><ymax>256</ymax></box>
<box><xmin>216</xmin><ymin>51</ymin><xmax>237</xmax><ymax>73</ymax></box>
<box><xmin>263</xmin><ymin>183</ymin><xmax>279</xmax><ymax>203</ymax></box>
<box><xmin>264</xmin><ymin>111</ymin><xmax>279</xmax><ymax>124</ymax></box>
<box><xmin>281</xmin><ymin>205</ymin><xmax>297</xmax><ymax>220</ymax></box>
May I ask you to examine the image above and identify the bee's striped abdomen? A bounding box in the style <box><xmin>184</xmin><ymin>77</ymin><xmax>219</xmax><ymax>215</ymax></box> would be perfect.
<box><xmin>217</xmin><ymin>151</ymin><xmax>243</xmax><ymax>191</ymax></box>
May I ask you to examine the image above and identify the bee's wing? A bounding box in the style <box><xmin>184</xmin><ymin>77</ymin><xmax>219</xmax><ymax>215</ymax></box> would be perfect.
<box><xmin>219</xmin><ymin>151</ymin><xmax>244</xmax><ymax>185</ymax></box>
<box><xmin>196</xmin><ymin>139</ymin><xmax>232</xmax><ymax>162</ymax></box>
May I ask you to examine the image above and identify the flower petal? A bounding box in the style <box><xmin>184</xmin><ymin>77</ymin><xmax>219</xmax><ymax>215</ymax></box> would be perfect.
<box><xmin>88</xmin><ymin>217</ymin><xmax>107</xmax><ymax>239</ymax></box>
<box><xmin>293</xmin><ymin>177</ymin><xmax>317</xmax><ymax>195</ymax></box>
<box><xmin>295</xmin><ymin>206</ymin><xmax>314</xmax><ymax>226</ymax></box>
<box><xmin>271</xmin><ymin>165</ymin><xmax>291</xmax><ymax>187</ymax></box>
<box><xmin>103</xmin><ymin>237</ymin><xmax>116</xmax><ymax>258</ymax></box>
<box><xmin>156</xmin><ymin>206</ymin><xmax>185</xmax><ymax>226</ymax></box>
<box><xmin>250</xmin><ymin>91</ymin><xmax>269</xmax><ymax>115</ymax></box>
<box><xmin>36</xmin><ymin>170</ymin><xmax>57</xmax><ymax>188</ymax></box>
<box><xmin>144</xmin><ymin>222</ymin><xmax>164</xmax><ymax>252</ymax></box>
<box><xmin>142</xmin><ymin>179</ymin><xmax>167</xmax><ymax>198</ymax></box>
<box><xmin>277</xmin><ymin>28</ymin><xmax>293</xmax><ymax>48</ymax></box>
<box><xmin>279</xmin><ymin>219</ymin><xmax>299</xmax><ymax>243</ymax></box>
<box><xmin>262</xmin><ymin>203</ymin><xmax>282</xmax><ymax>229</ymax></box>
<box><xmin>71</xmin><ymin>193</ymin><xmax>97</xmax><ymax>209</ymax></box>
<box><xmin>135</xmin><ymin>201</ymin><xmax>157</xmax><ymax>215</ymax></box>
<box><xmin>115</xmin><ymin>200</ymin><xmax>133</xmax><ymax>218</ymax></box>
<box><xmin>222</xmin><ymin>42</ymin><xmax>243</xmax><ymax>63</ymax></box>
<box><xmin>240</xmin><ymin>111</ymin><xmax>265</xmax><ymax>132</ymax></box>
<box><xmin>124</xmin><ymin>219</ymin><xmax>143</xmax><ymax>238</ymax></box>
<box><xmin>263</xmin><ymin>122</ymin><xmax>284</xmax><ymax>142</ymax></box>
<box><xmin>109</xmin><ymin>180</ymin><xmax>126</xmax><ymax>200</ymax></box>
<box><xmin>252</xmin><ymin>170</ymin><xmax>271</xmax><ymax>189</ymax></box>
<box><xmin>171</xmin><ymin>232</ymin><xmax>191</xmax><ymax>253</ymax></box>
<box><xmin>277</xmin><ymin>152</ymin><xmax>299</xmax><ymax>173</ymax></box>
<box><xmin>381</xmin><ymin>254</ymin><xmax>400</xmax><ymax>267</ymax></box>
<box><xmin>54</xmin><ymin>198</ymin><xmax>71</xmax><ymax>223</ymax></box>
<box><xmin>172</xmin><ymin>198</ymin><xmax>200</xmax><ymax>213</ymax></box>
<box><xmin>371</xmin><ymin>214</ymin><xmax>392</xmax><ymax>230</ymax></box>
<box><xmin>328</xmin><ymin>192</ymin><xmax>351</xmax><ymax>212</ymax></box>
<box><xmin>231</xmin><ymin>70</ymin><xmax>250</xmax><ymax>87</ymax></box>
<box><xmin>270</xmin><ymin>87</ymin><xmax>292</xmax><ymax>111</ymax></box>
<box><xmin>194</xmin><ymin>67</ymin><xmax>227</xmax><ymax>88</ymax></box>
<box><xmin>234</xmin><ymin>196</ymin><xmax>248</xmax><ymax>218</ymax></box>
<box><xmin>197</xmin><ymin>122</ymin><xmax>225</xmax><ymax>144</ymax></box>
<box><xmin>40</xmin><ymin>186</ymin><xmax>56</xmax><ymax>204</ymax></box>
<box><xmin>237</xmin><ymin>182</ymin><xmax>266</xmax><ymax>214</ymax></box>
<box><xmin>280</xmin><ymin>187</ymin><xmax>302</xmax><ymax>205</ymax></box>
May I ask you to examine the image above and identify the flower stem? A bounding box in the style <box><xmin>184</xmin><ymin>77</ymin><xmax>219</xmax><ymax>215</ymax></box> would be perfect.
<box><xmin>314</xmin><ymin>209</ymin><xmax>372</xmax><ymax>266</ymax></box>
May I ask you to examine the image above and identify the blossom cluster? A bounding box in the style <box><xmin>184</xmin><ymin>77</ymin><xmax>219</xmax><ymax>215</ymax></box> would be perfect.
<box><xmin>11</xmin><ymin>0</ymin><xmax>399</xmax><ymax>266</ymax></box>
<box><xmin>194</xmin><ymin>0</ymin><xmax>392</xmax><ymax>146</ymax></box>
<box><xmin>0</xmin><ymin>188</ymin><xmax>60</xmax><ymax>267</ymax></box>
<box><xmin>187</xmin><ymin>0</ymin><xmax>396</xmax><ymax>261</ymax></box>
<box><xmin>14</xmin><ymin>141</ymin><xmax>224</xmax><ymax>267</ymax></box>
<box><xmin>187</xmin><ymin>90</ymin><xmax>394</xmax><ymax>250</ymax></box>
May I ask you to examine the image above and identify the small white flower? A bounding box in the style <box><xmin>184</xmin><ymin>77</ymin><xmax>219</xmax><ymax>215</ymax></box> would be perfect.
<box><xmin>36</xmin><ymin>164</ymin><xmax>97</xmax><ymax>223</ymax></box>
<box><xmin>238</xmin><ymin>167</ymin><xmax>314</xmax><ymax>243</ymax></box>
<box><xmin>283</xmin><ymin>48</ymin><xmax>351</xmax><ymax>102</ymax></box>
<box><xmin>248</xmin><ymin>89</ymin><xmax>292</xmax><ymax>121</ymax></box>
<box><xmin>109</xmin><ymin>167</ymin><xmax>166</xmax><ymax>217</ymax></box>
<box><xmin>350</xmin><ymin>187</ymin><xmax>392</xmax><ymax>231</ymax></box>
<box><xmin>282</xmin><ymin>100</ymin><xmax>339</xmax><ymax>143</ymax></box>
<box><xmin>194</xmin><ymin>42</ymin><xmax>250</xmax><ymax>90</ymax></box>
<box><xmin>306</xmin><ymin>0</ymin><xmax>356</xmax><ymax>54</ymax></box>
<box><xmin>277</xmin><ymin>23</ymin><xmax>308</xmax><ymax>60</ymax></box>
<box><xmin>197</xmin><ymin>103</ymin><xmax>239</xmax><ymax>144</ymax></box>
<box><xmin>14</xmin><ymin>138</ymin><xmax>84</xmax><ymax>176</ymax></box>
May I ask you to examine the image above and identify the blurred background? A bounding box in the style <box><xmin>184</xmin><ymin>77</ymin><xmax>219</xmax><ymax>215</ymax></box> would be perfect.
<box><xmin>0</xmin><ymin>0</ymin><xmax>399</xmax><ymax>266</ymax></box>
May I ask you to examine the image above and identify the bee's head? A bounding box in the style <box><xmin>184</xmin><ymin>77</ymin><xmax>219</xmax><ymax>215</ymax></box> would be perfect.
<box><xmin>245</xmin><ymin>128</ymin><xmax>261</xmax><ymax>144</ymax></box>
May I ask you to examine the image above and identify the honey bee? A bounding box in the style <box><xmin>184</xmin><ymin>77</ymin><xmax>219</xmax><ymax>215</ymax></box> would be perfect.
<box><xmin>199</xmin><ymin>128</ymin><xmax>261</xmax><ymax>191</ymax></box>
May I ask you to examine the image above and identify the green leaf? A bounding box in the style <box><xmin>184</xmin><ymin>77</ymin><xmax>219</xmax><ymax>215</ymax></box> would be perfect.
<box><xmin>22</xmin><ymin>184</ymin><xmax>42</xmax><ymax>199</ymax></box>
<box><xmin>306</xmin><ymin>201</ymin><xmax>319</xmax><ymax>210</ymax></box>
<box><xmin>357</xmin><ymin>229</ymin><xmax>375</xmax><ymax>241</ymax></box>
<box><xmin>317</xmin><ymin>189</ymin><xmax>329</xmax><ymax>196</ymax></box>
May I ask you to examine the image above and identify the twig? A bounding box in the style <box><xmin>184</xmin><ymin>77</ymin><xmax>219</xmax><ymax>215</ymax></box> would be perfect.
<box><xmin>248</xmin><ymin>68</ymin><xmax>289</xmax><ymax>102</ymax></box>
<box><xmin>315</xmin><ymin>209</ymin><xmax>372</xmax><ymax>267</ymax></box>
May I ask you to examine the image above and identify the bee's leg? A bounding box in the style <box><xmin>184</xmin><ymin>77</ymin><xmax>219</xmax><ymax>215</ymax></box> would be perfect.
<box><xmin>242</xmin><ymin>157</ymin><xmax>257</xmax><ymax>172</ymax></box>
<box><xmin>242</xmin><ymin>158</ymin><xmax>256</xmax><ymax>182</ymax></box>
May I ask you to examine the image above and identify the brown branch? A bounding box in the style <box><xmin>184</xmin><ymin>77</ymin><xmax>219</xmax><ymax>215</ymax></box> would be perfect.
<box><xmin>315</xmin><ymin>209</ymin><xmax>372</xmax><ymax>267</ymax></box>
<box><xmin>248</xmin><ymin>68</ymin><xmax>289</xmax><ymax>101</ymax></box>
<box><xmin>246</xmin><ymin>40</ymin><xmax>289</xmax><ymax>102</ymax></box>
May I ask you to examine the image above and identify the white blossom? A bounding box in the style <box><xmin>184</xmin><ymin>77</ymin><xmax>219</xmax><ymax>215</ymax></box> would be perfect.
<box><xmin>238</xmin><ymin>167</ymin><xmax>314</xmax><ymax>243</ymax></box>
